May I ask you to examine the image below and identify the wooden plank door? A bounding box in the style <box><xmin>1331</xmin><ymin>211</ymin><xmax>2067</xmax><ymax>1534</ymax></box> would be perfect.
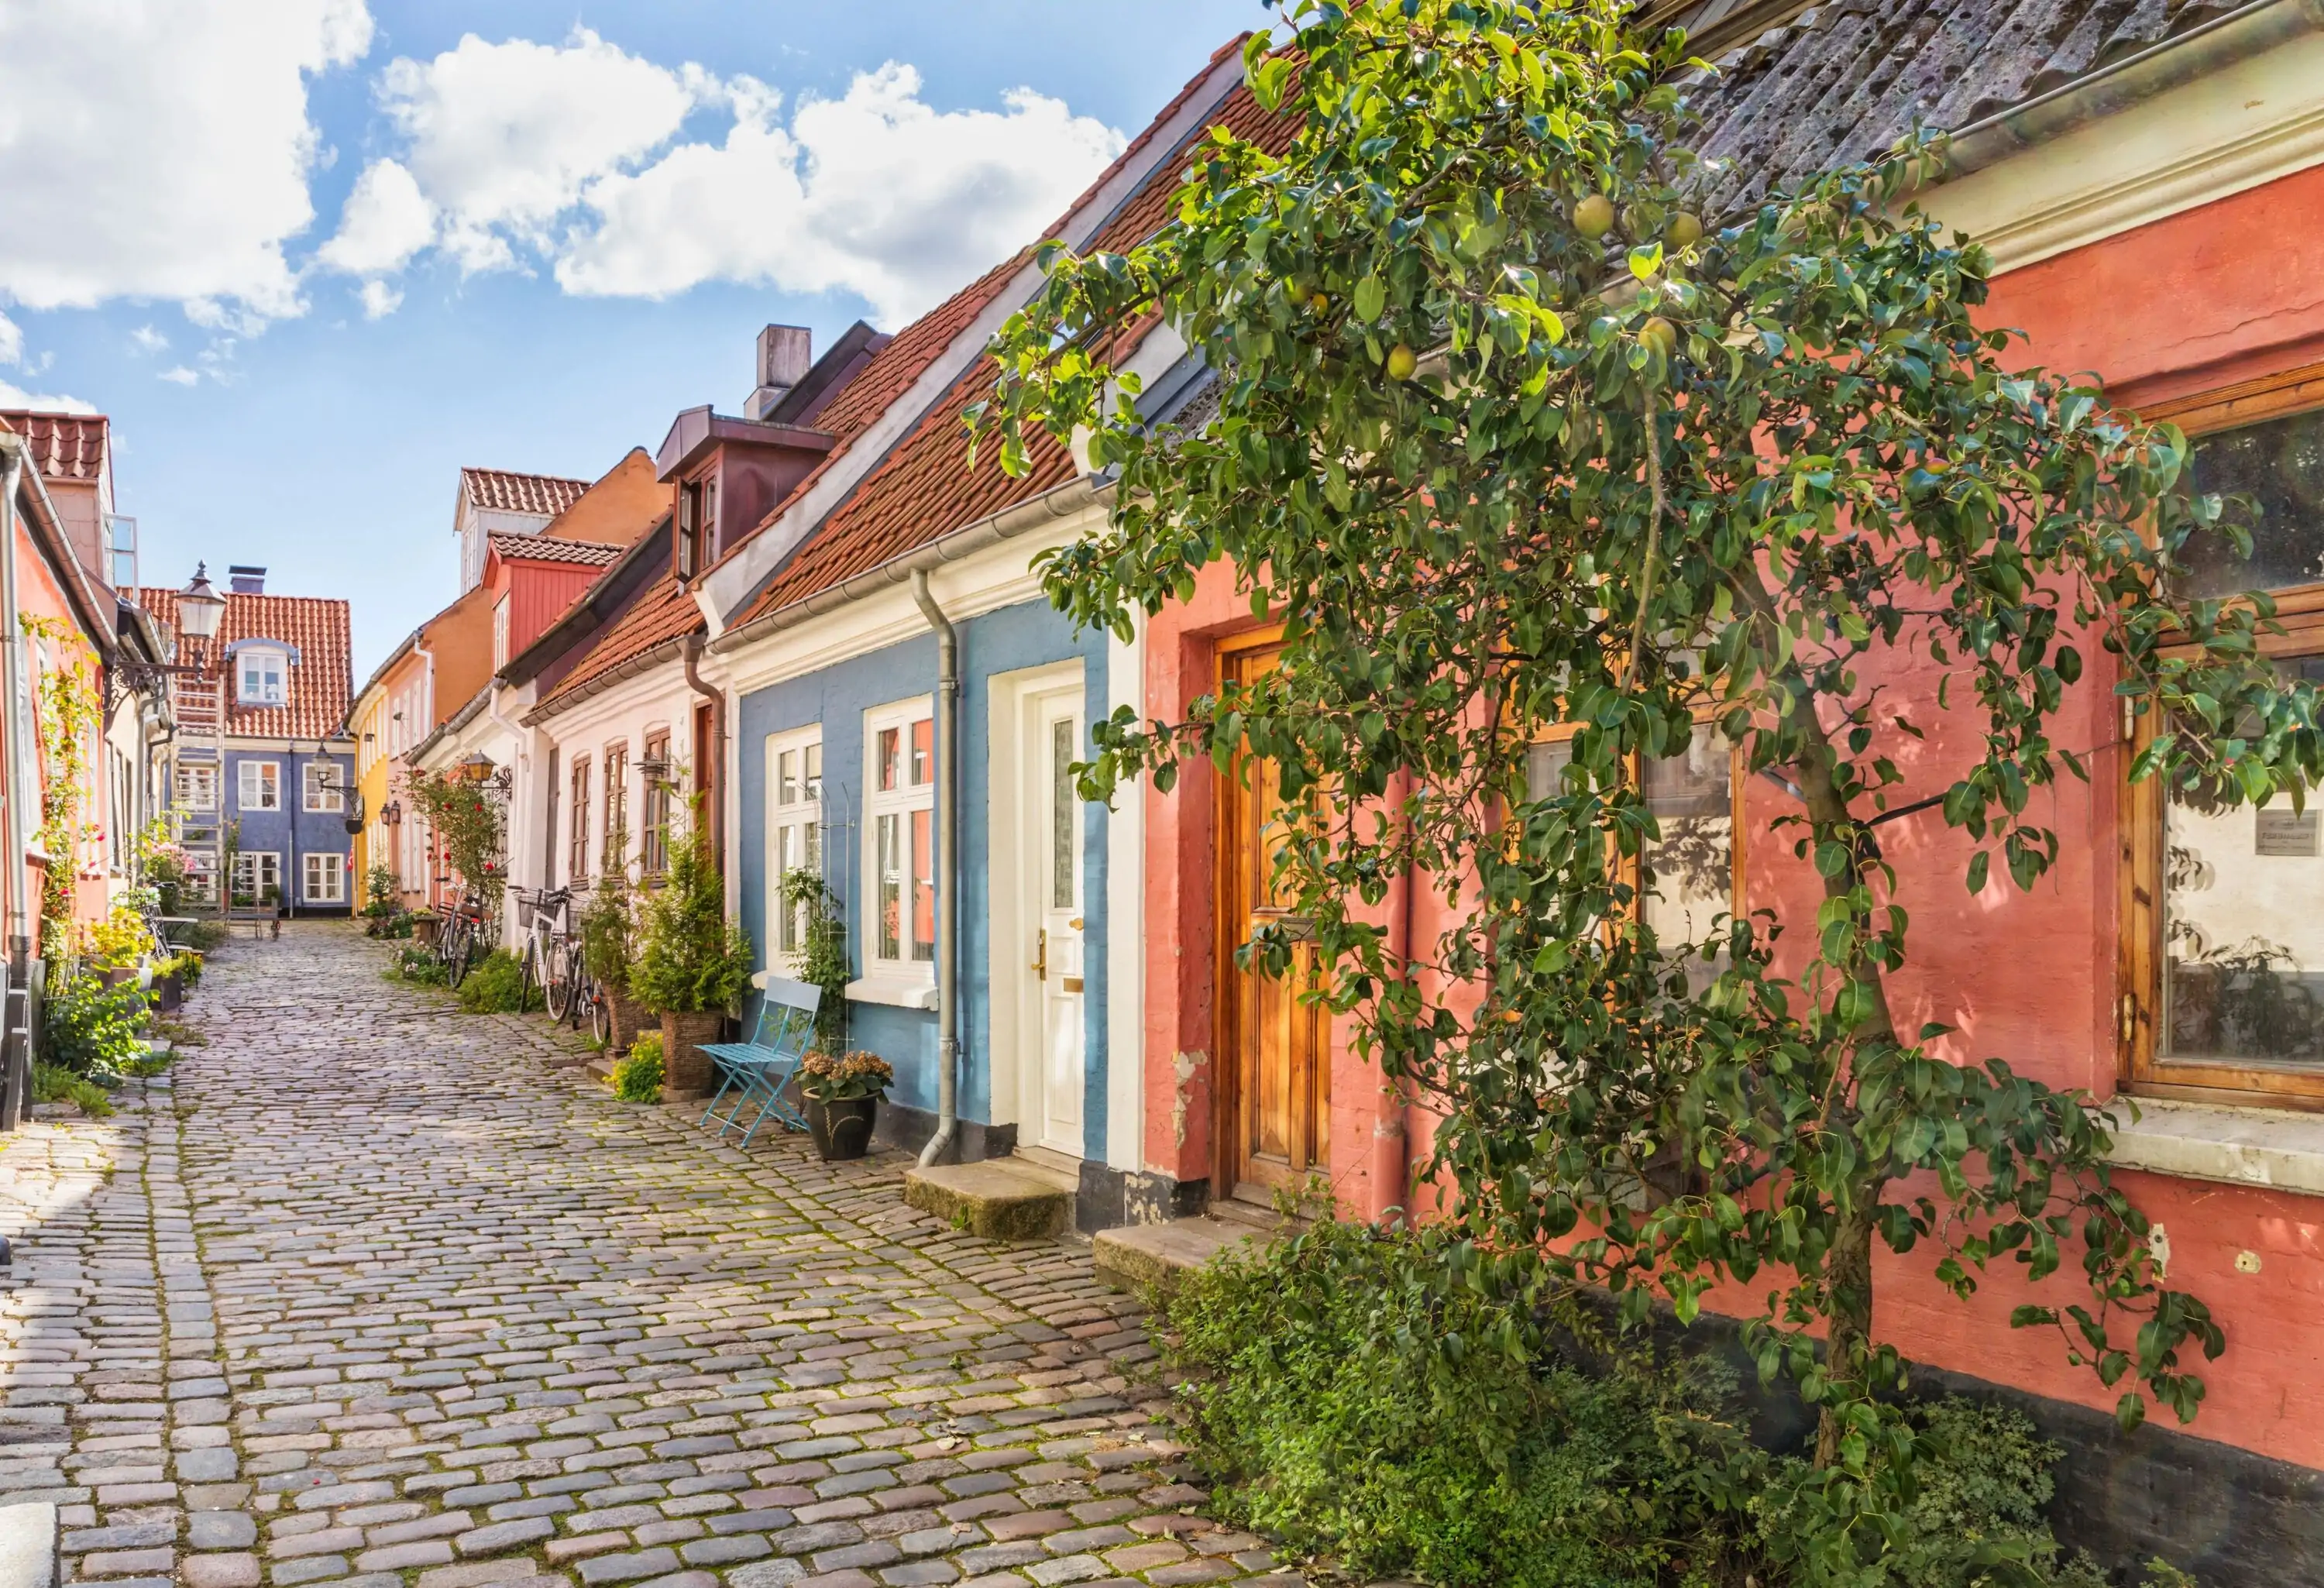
<box><xmin>1216</xmin><ymin>640</ymin><xmax>1329</xmax><ymax>1202</ymax></box>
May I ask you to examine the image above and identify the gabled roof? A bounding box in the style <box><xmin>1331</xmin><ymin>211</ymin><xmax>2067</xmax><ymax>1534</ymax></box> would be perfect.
<box><xmin>0</xmin><ymin>411</ymin><xmax>108</xmax><ymax>485</ymax></box>
<box><xmin>737</xmin><ymin>75</ymin><xmax>1297</xmax><ymax>623</ymax></box>
<box><xmin>531</xmin><ymin>572</ymin><xmax>703</xmax><ymax>717</ymax></box>
<box><xmin>459</xmin><ymin>466</ymin><xmax>591</xmax><ymax>518</ymax></box>
<box><xmin>490</xmin><ymin>532</ymin><xmax>623</xmax><ymax>569</ymax></box>
<box><xmin>134</xmin><ymin>586</ymin><xmax>353</xmax><ymax>741</ymax></box>
<box><xmin>1657</xmin><ymin>0</ymin><xmax>2233</xmax><ymax>211</ymax></box>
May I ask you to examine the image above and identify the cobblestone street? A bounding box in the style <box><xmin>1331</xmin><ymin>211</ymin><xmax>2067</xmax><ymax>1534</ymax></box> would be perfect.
<box><xmin>2</xmin><ymin>926</ymin><xmax>1283</xmax><ymax>1588</ymax></box>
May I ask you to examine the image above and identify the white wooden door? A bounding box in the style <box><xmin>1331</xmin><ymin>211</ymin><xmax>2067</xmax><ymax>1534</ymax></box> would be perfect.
<box><xmin>1032</xmin><ymin>692</ymin><xmax>1086</xmax><ymax>1156</ymax></box>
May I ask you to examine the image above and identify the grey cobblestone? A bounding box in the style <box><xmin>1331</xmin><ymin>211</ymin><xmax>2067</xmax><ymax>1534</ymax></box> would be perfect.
<box><xmin>1</xmin><ymin>927</ymin><xmax>1274</xmax><ymax>1588</ymax></box>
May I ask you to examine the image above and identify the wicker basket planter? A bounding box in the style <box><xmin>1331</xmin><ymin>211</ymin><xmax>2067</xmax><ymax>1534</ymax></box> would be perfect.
<box><xmin>658</xmin><ymin>1009</ymin><xmax>723</xmax><ymax>1097</ymax></box>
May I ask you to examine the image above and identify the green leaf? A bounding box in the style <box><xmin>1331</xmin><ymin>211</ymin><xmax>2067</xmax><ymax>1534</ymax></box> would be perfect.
<box><xmin>1353</xmin><ymin>274</ymin><xmax>1387</xmax><ymax>324</ymax></box>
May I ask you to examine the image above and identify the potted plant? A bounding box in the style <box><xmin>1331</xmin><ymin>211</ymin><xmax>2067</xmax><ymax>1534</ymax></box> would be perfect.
<box><xmin>630</xmin><ymin>799</ymin><xmax>751</xmax><ymax>1096</ymax></box>
<box><xmin>797</xmin><ymin>1049</ymin><xmax>892</xmax><ymax>1161</ymax></box>
<box><xmin>581</xmin><ymin>837</ymin><xmax>652</xmax><ymax>1053</ymax></box>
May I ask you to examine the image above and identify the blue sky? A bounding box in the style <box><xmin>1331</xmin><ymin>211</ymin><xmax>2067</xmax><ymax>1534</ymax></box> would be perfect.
<box><xmin>0</xmin><ymin>1</ymin><xmax>1261</xmax><ymax>677</ymax></box>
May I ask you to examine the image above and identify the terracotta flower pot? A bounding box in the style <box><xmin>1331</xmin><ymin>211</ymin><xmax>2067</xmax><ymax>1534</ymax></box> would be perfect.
<box><xmin>659</xmin><ymin>1009</ymin><xmax>724</xmax><ymax>1097</ymax></box>
<box><xmin>806</xmin><ymin>1096</ymin><xmax>878</xmax><ymax>1161</ymax></box>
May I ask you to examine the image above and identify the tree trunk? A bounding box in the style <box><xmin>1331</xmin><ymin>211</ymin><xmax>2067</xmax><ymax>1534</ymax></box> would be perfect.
<box><xmin>1813</xmin><ymin>1200</ymin><xmax>1878</xmax><ymax>1469</ymax></box>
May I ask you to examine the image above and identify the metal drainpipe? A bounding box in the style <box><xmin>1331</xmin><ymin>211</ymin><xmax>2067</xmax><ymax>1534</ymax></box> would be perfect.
<box><xmin>0</xmin><ymin>438</ymin><xmax>29</xmax><ymax>961</ymax></box>
<box><xmin>909</xmin><ymin>569</ymin><xmax>961</xmax><ymax>1168</ymax></box>
<box><xmin>678</xmin><ymin>634</ymin><xmax>725</xmax><ymax>868</ymax></box>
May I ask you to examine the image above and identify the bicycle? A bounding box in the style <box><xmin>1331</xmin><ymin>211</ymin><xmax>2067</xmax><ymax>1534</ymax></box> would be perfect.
<box><xmin>436</xmin><ymin>886</ymin><xmax>490</xmax><ymax>990</ymax></box>
<box><xmin>515</xmin><ymin>887</ymin><xmax>576</xmax><ymax>1017</ymax></box>
<box><xmin>567</xmin><ymin>947</ymin><xmax>612</xmax><ymax>1046</ymax></box>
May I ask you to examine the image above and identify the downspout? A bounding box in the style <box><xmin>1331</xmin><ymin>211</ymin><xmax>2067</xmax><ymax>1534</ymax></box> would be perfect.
<box><xmin>0</xmin><ymin>438</ymin><xmax>29</xmax><ymax>961</ymax></box>
<box><xmin>678</xmin><ymin>634</ymin><xmax>725</xmax><ymax>868</ymax></box>
<box><xmin>910</xmin><ymin>569</ymin><xmax>961</xmax><ymax>1168</ymax></box>
<box><xmin>1370</xmin><ymin>769</ymin><xmax>1415</xmax><ymax>1227</ymax></box>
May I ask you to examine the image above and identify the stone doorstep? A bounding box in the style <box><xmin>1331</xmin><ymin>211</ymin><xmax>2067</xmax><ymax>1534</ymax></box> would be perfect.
<box><xmin>0</xmin><ymin>1500</ymin><xmax>57</xmax><ymax>1588</ymax></box>
<box><xmin>903</xmin><ymin>1159</ymin><xmax>1075</xmax><ymax>1241</ymax></box>
<box><xmin>1090</xmin><ymin>1218</ymin><xmax>1268</xmax><ymax>1298</ymax></box>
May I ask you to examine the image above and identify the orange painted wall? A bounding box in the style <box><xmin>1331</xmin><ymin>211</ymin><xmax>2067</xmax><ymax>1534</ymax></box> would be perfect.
<box><xmin>421</xmin><ymin>583</ymin><xmax>497</xmax><ymax>724</ymax></box>
<box><xmin>1140</xmin><ymin>165</ymin><xmax>2324</xmax><ymax>1469</ymax></box>
<box><xmin>538</xmin><ymin>448</ymin><xmax>663</xmax><ymax>548</ymax></box>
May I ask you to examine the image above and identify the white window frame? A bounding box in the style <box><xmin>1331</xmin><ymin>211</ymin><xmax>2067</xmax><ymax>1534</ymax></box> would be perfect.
<box><xmin>177</xmin><ymin>763</ymin><xmax>218</xmax><ymax>813</ymax></box>
<box><xmin>765</xmin><ymin>727</ymin><xmax>824</xmax><ymax>967</ymax></box>
<box><xmin>237</xmin><ymin>760</ymin><xmax>280</xmax><ymax>812</ymax></box>
<box><xmin>302</xmin><ymin>852</ymin><xmax>346</xmax><ymax>904</ymax></box>
<box><xmin>231</xmin><ymin>851</ymin><xmax>281</xmax><ymax>903</ymax></box>
<box><xmin>237</xmin><ymin>647</ymin><xmax>287</xmax><ymax>706</ymax></box>
<box><xmin>851</xmin><ymin>696</ymin><xmax>937</xmax><ymax>1009</ymax></box>
<box><xmin>303</xmin><ymin>761</ymin><xmax>344</xmax><ymax>813</ymax></box>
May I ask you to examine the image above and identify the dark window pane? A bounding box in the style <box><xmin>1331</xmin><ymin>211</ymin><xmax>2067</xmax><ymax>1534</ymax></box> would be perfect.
<box><xmin>2181</xmin><ymin>408</ymin><xmax>2324</xmax><ymax>597</ymax></box>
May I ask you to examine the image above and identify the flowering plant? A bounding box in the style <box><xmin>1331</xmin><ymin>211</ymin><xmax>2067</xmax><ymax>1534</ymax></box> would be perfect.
<box><xmin>798</xmin><ymin>1048</ymin><xmax>892</xmax><ymax>1102</ymax></box>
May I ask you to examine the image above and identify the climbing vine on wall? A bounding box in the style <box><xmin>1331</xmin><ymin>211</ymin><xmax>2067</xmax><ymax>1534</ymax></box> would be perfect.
<box><xmin>22</xmin><ymin>614</ymin><xmax>101</xmax><ymax>947</ymax></box>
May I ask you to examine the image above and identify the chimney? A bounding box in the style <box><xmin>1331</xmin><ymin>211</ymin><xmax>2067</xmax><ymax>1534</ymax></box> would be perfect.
<box><xmin>744</xmin><ymin>325</ymin><xmax>812</xmax><ymax>421</ymax></box>
<box><xmin>227</xmin><ymin>565</ymin><xmax>266</xmax><ymax>595</ymax></box>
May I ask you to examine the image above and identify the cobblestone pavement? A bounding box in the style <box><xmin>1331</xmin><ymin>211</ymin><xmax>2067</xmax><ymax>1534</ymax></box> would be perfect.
<box><xmin>2</xmin><ymin>924</ymin><xmax>1287</xmax><ymax>1588</ymax></box>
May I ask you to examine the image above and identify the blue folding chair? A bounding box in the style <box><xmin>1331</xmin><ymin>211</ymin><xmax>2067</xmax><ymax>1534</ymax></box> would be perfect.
<box><xmin>700</xmin><ymin>972</ymin><xmax>820</xmax><ymax>1146</ymax></box>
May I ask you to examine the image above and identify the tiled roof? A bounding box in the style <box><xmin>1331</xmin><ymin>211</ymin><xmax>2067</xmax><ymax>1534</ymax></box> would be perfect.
<box><xmin>134</xmin><ymin>586</ymin><xmax>353</xmax><ymax>741</ymax></box>
<box><xmin>1664</xmin><ymin>0</ymin><xmax>2235</xmax><ymax>211</ymax></box>
<box><xmin>490</xmin><ymin>531</ymin><xmax>622</xmax><ymax>568</ymax></box>
<box><xmin>0</xmin><ymin>411</ymin><xmax>108</xmax><ymax>483</ymax></box>
<box><xmin>741</xmin><ymin>79</ymin><xmax>1298</xmax><ymax>621</ymax></box>
<box><xmin>460</xmin><ymin>466</ymin><xmax>592</xmax><ymax>518</ymax></box>
<box><xmin>535</xmin><ymin>572</ymin><xmax>702</xmax><ymax>713</ymax></box>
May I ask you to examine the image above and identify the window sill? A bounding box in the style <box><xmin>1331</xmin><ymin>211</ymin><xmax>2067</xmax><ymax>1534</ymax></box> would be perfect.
<box><xmin>2102</xmin><ymin>1097</ymin><xmax>2324</xmax><ymax>1198</ymax></box>
<box><xmin>845</xmin><ymin>973</ymin><xmax>937</xmax><ymax>1012</ymax></box>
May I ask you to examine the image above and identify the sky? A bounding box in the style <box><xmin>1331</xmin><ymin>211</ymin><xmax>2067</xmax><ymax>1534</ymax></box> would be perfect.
<box><xmin>0</xmin><ymin>0</ymin><xmax>1264</xmax><ymax>679</ymax></box>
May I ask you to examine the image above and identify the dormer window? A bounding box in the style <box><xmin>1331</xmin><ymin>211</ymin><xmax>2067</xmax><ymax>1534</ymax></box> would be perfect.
<box><xmin>676</xmin><ymin>476</ymin><xmax>715</xmax><ymax>582</ymax></box>
<box><xmin>238</xmin><ymin>647</ymin><xmax>287</xmax><ymax>706</ymax></box>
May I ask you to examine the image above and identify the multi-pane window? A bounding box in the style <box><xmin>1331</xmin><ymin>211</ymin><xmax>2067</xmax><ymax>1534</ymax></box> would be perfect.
<box><xmin>676</xmin><ymin>477</ymin><xmax>715</xmax><ymax>582</ymax></box>
<box><xmin>1525</xmin><ymin>724</ymin><xmax>1741</xmax><ymax>950</ymax></box>
<box><xmin>303</xmin><ymin>762</ymin><xmax>343</xmax><ymax>813</ymax></box>
<box><xmin>767</xmin><ymin>729</ymin><xmax>823</xmax><ymax>958</ymax></box>
<box><xmin>238</xmin><ymin>648</ymin><xmax>286</xmax><ymax>705</ymax></box>
<box><xmin>236</xmin><ymin>760</ymin><xmax>280</xmax><ymax>812</ymax></box>
<box><xmin>603</xmin><ymin>743</ymin><xmax>629</xmax><ymax>874</ymax></box>
<box><xmin>569</xmin><ymin>757</ymin><xmax>592</xmax><ymax>884</ymax></box>
<box><xmin>865</xmin><ymin>701</ymin><xmax>936</xmax><ymax>968</ymax></box>
<box><xmin>231</xmin><ymin>851</ymin><xmax>280</xmax><ymax>905</ymax></box>
<box><xmin>177</xmin><ymin>764</ymin><xmax>218</xmax><ymax>812</ymax></box>
<box><xmin>641</xmin><ymin>731</ymin><xmax>672</xmax><ymax>876</ymax></box>
<box><xmin>303</xmin><ymin>853</ymin><xmax>346</xmax><ymax>904</ymax></box>
<box><xmin>2128</xmin><ymin>397</ymin><xmax>2324</xmax><ymax>1102</ymax></box>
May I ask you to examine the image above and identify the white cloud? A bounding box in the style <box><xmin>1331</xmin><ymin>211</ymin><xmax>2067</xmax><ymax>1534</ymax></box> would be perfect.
<box><xmin>357</xmin><ymin>280</ymin><xmax>404</xmax><ymax>319</ymax></box>
<box><xmin>372</xmin><ymin>28</ymin><xmax>706</xmax><ymax>273</ymax></box>
<box><xmin>558</xmin><ymin>64</ymin><xmax>1126</xmax><ymax>322</ymax></box>
<box><xmin>318</xmin><ymin>159</ymin><xmax>435</xmax><ymax>277</ymax></box>
<box><xmin>0</xmin><ymin>377</ymin><xmax>98</xmax><ymax>414</ymax></box>
<box><xmin>0</xmin><ymin>0</ymin><xmax>373</xmax><ymax>320</ymax></box>
<box><xmin>0</xmin><ymin>312</ymin><xmax>20</xmax><ymax>366</ymax></box>
<box><xmin>321</xmin><ymin>33</ymin><xmax>1125</xmax><ymax>325</ymax></box>
<box><xmin>130</xmin><ymin>325</ymin><xmax>169</xmax><ymax>354</ymax></box>
<box><xmin>157</xmin><ymin>366</ymin><xmax>201</xmax><ymax>387</ymax></box>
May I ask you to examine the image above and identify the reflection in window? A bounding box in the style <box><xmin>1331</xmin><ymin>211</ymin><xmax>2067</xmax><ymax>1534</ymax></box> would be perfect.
<box><xmin>2181</xmin><ymin>408</ymin><xmax>2324</xmax><ymax>598</ymax></box>
<box><xmin>2162</xmin><ymin>658</ymin><xmax>2324</xmax><ymax>1070</ymax></box>
<box><xmin>1642</xmin><ymin>727</ymin><xmax>1734</xmax><ymax>946</ymax></box>
<box><xmin>1052</xmin><ymin>717</ymin><xmax>1077</xmax><ymax>909</ymax></box>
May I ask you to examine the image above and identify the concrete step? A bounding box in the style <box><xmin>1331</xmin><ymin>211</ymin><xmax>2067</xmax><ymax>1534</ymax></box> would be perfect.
<box><xmin>904</xmin><ymin>1160</ymin><xmax>1074</xmax><ymax>1241</ymax></box>
<box><xmin>0</xmin><ymin>1500</ymin><xmax>57</xmax><ymax>1588</ymax></box>
<box><xmin>1092</xmin><ymin>1210</ymin><xmax>1293</xmax><ymax>1298</ymax></box>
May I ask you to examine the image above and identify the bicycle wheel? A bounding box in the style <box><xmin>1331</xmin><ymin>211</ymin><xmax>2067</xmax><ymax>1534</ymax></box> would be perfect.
<box><xmin>518</xmin><ymin>940</ymin><xmax>541</xmax><ymax>1012</ymax></box>
<box><xmin>587</xmin><ymin>980</ymin><xmax>611</xmax><ymax>1047</ymax></box>
<box><xmin>544</xmin><ymin>939</ymin><xmax>576</xmax><ymax>1022</ymax></box>
<box><xmin>445</xmin><ymin>923</ymin><xmax>475</xmax><ymax>988</ymax></box>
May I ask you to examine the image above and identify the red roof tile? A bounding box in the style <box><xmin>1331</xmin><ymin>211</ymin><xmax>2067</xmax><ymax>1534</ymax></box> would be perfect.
<box><xmin>461</xmin><ymin>466</ymin><xmax>592</xmax><ymax>518</ymax></box>
<box><xmin>535</xmin><ymin>573</ymin><xmax>702</xmax><ymax>711</ymax></box>
<box><xmin>490</xmin><ymin>531</ymin><xmax>622</xmax><ymax>568</ymax></box>
<box><xmin>133</xmin><ymin>586</ymin><xmax>353</xmax><ymax>741</ymax></box>
<box><xmin>739</xmin><ymin>79</ymin><xmax>1295</xmax><ymax>622</ymax></box>
<box><xmin>0</xmin><ymin>411</ymin><xmax>108</xmax><ymax>483</ymax></box>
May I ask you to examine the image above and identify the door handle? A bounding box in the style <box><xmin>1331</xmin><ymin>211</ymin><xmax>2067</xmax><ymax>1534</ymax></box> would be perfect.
<box><xmin>1033</xmin><ymin>927</ymin><xmax>1047</xmax><ymax>981</ymax></box>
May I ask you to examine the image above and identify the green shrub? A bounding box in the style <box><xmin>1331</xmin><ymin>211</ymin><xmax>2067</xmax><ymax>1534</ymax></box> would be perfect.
<box><xmin>32</xmin><ymin>1063</ymin><xmax>114</xmax><ymax>1116</ymax></box>
<box><xmin>178</xmin><ymin>918</ymin><xmax>229</xmax><ymax>952</ymax></box>
<box><xmin>388</xmin><ymin>943</ymin><xmax>447</xmax><ymax>985</ymax></box>
<box><xmin>612</xmin><ymin>1034</ymin><xmax>663</xmax><ymax>1102</ymax></box>
<box><xmin>631</xmin><ymin>803</ymin><xmax>750</xmax><ymax>1014</ymax></box>
<box><xmin>40</xmin><ymin>968</ymin><xmax>149</xmax><ymax>1077</ymax></box>
<box><xmin>456</xmin><ymin>948</ymin><xmax>531</xmax><ymax>1013</ymax></box>
<box><xmin>1164</xmin><ymin>1214</ymin><xmax>2156</xmax><ymax>1588</ymax></box>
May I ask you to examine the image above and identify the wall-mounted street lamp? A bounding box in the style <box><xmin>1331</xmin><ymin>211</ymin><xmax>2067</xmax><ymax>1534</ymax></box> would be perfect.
<box><xmin>107</xmin><ymin>565</ymin><xmax>233</xmax><ymax>712</ymax></box>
